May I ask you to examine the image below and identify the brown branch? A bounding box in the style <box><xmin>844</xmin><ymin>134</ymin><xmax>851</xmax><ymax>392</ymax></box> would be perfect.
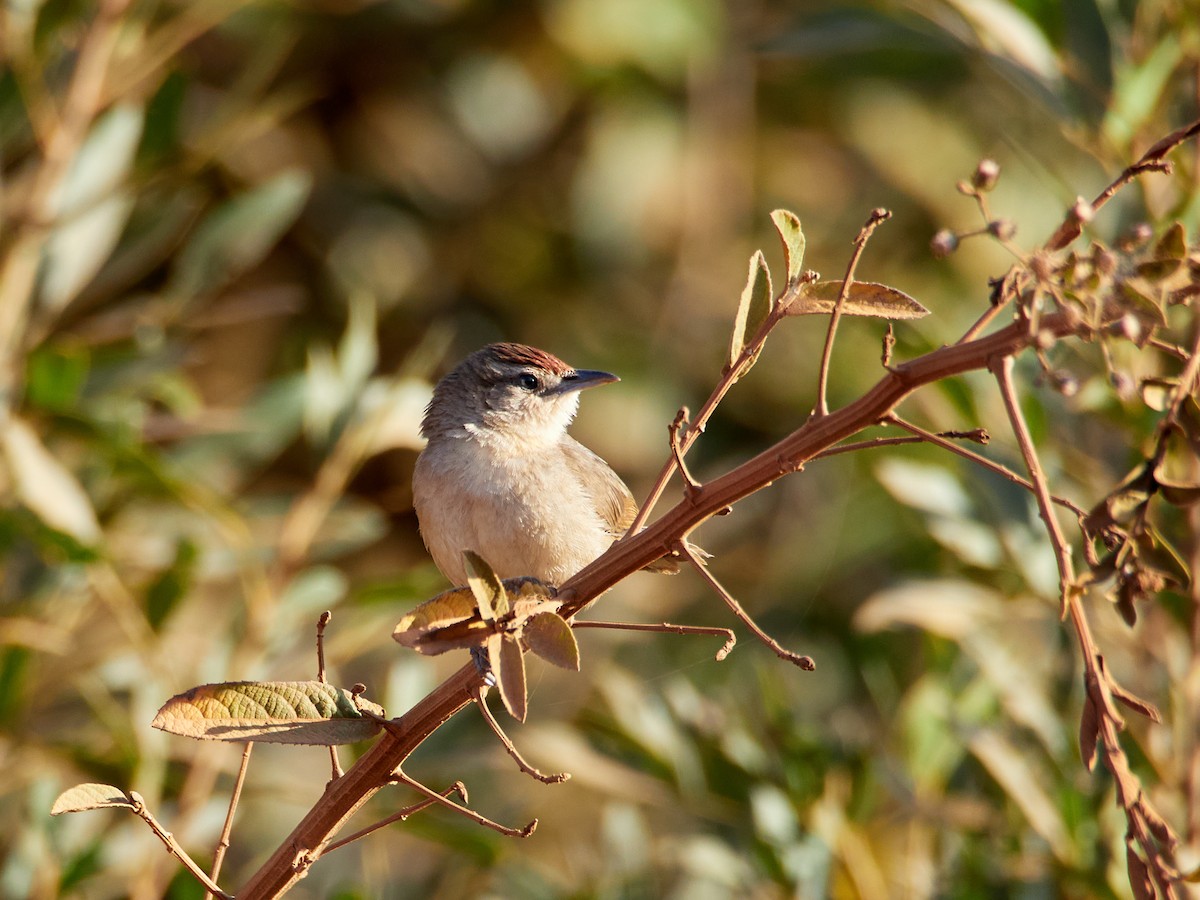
<box><xmin>814</xmin><ymin>208</ymin><xmax>891</xmax><ymax>416</ymax></box>
<box><xmin>127</xmin><ymin>791</ymin><xmax>233</xmax><ymax>900</ymax></box>
<box><xmin>992</xmin><ymin>355</ymin><xmax>1182</xmax><ymax>899</ymax></box>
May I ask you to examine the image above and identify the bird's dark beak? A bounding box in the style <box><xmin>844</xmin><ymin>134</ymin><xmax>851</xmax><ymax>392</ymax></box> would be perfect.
<box><xmin>547</xmin><ymin>369</ymin><xmax>619</xmax><ymax>395</ymax></box>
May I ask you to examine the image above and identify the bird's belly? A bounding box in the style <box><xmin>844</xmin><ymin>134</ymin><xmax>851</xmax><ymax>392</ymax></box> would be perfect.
<box><xmin>413</xmin><ymin>453</ymin><xmax>611</xmax><ymax>586</ymax></box>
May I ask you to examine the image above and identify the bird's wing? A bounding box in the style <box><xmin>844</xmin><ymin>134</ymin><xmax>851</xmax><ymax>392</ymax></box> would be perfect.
<box><xmin>559</xmin><ymin>438</ymin><xmax>639</xmax><ymax>537</ymax></box>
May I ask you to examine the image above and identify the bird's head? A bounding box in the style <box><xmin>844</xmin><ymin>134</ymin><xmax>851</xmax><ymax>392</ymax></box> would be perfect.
<box><xmin>421</xmin><ymin>342</ymin><xmax>618</xmax><ymax>450</ymax></box>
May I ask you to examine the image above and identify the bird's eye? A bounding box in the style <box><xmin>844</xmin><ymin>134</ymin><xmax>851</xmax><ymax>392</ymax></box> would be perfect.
<box><xmin>517</xmin><ymin>373</ymin><xmax>539</xmax><ymax>391</ymax></box>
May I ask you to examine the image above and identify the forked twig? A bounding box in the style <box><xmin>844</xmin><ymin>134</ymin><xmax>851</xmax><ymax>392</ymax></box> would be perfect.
<box><xmin>322</xmin><ymin>782</ymin><xmax>468</xmax><ymax>855</ymax></box>
<box><xmin>388</xmin><ymin>770</ymin><xmax>537</xmax><ymax>838</ymax></box>
<box><xmin>674</xmin><ymin>541</ymin><xmax>814</xmax><ymax>671</ymax></box>
<box><xmin>885</xmin><ymin>415</ymin><xmax>1089</xmax><ymax>520</ymax></box>
<box><xmin>669</xmin><ymin>407</ymin><xmax>702</xmax><ymax>501</ymax></box>
<box><xmin>473</xmin><ymin>685</ymin><xmax>570</xmax><ymax>784</ymax></box>
<box><xmin>128</xmin><ymin>792</ymin><xmax>233</xmax><ymax>899</ymax></box>
<box><xmin>574</xmin><ymin>620</ymin><xmax>737</xmax><ymax>661</ymax></box>
<box><xmin>814</xmin><ymin>208</ymin><xmax>892</xmax><ymax>416</ymax></box>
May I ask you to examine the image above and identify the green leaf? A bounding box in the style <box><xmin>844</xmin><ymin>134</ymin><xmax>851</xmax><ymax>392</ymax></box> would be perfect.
<box><xmin>151</xmin><ymin>681</ymin><xmax>384</xmax><ymax>745</ymax></box>
<box><xmin>787</xmin><ymin>281</ymin><xmax>930</xmax><ymax>319</ymax></box>
<box><xmin>463</xmin><ymin>550</ymin><xmax>509</xmax><ymax>619</ymax></box>
<box><xmin>490</xmin><ymin>634</ymin><xmax>527</xmax><ymax>722</ymax></box>
<box><xmin>51</xmin><ymin>783</ymin><xmax>135</xmax><ymax>816</ymax></box>
<box><xmin>728</xmin><ymin>250</ymin><xmax>772</xmax><ymax>370</ymax></box>
<box><xmin>769</xmin><ymin>209</ymin><xmax>806</xmax><ymax>285</ymax></box>
<box><xmin>41</xmin><ymin>104</ymin><xmax>144</xmax><ymax>310</ymax></box>
<box><xmin>523</xmin><ymin>611</ymin><xmax>580</xmax><ymax>671</ymax></box>
<box><xmin>169</xmin><ymin>169</ymin><xmax>311</xmax><ymax>299</ymax></box>
<box><xmin>25</xmin><ymin>344</ymin><xmax>89</xmax><ymax>413</ymax></box>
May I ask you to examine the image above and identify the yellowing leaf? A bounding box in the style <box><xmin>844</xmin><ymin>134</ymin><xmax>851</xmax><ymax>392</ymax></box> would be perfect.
<box><xmin>729</xmin><ymin>250</ymin><xmax>773</xmax><ymax>370</ymax></box>
<box><xmin>770</xmin><ymin>209</ymin><xmax>806</xmax><ymax>285</ymax></box>
<box><xmin>464</xmin><ymin>550</ymin><xmax>508</xmax><ymax>619</ymax></box>
<box><xmin>51</xmin><ymin>783</ymin><xmax>134</xmax><ymax>815</ymax></box>
<box><xmin>787</xmin><ymin>281</ymin><xmax>930</xmax><ymax>320</ymax></box>
<box><xmin>523</xmin><ymin>611</ymin><xmax>580</xmax><ymax>670</ymax></box>
<box><xmin>152</xmin><ymin>681</ymin><xmax>384</xmax><ymax>745</ymax></box>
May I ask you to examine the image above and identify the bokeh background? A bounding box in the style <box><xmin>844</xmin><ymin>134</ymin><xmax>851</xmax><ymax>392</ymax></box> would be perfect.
<box><xmin>3</xmin><ymin>0</ymin><xmax>1199</xmax><ymax>897</ymax></box>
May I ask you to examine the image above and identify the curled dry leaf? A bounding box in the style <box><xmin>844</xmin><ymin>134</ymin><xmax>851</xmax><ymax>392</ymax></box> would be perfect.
<box><xmin>393</xmin><ymin>586</ymin><xmax>483</xmax><ymax>653</ymax></box>
<box><xmin>1126</xmin><ymin>840</ymin><xmax>1155</xmax><ymax>900</ymax></box>
<box><xmin>787</xmin><ymin>281</ymin><xmax>930</xmax><ymax>320</ymax></box>
<box><xmin>523</xmin><ymin>611</ymin><xmax>580</xmax><ymax>671</ymax></box>
<box><xmin>728</xmin><ymin>250</ymin><xmax>773</xmax><ymax>372</ymax></box>
<box><xmin>152</xmin><ymin>681</ymin><xmax>385</xmax><ymax>745</ymax></box>
<box><xmin>490</xmin><ymin>633</ymin><xmax>528</xmax><ymax>722</ymax></box>
<box><xmin>51</xmin><ymin>783</ymin><xmax>134</xmax><ymax>815</ymax></box>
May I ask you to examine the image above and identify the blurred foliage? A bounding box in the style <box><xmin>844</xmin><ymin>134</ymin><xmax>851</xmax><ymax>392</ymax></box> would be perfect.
<box><xmin>2</xmin><ymin>0</ymin><xmax>1199</xmax><ymax>897</ymax></box>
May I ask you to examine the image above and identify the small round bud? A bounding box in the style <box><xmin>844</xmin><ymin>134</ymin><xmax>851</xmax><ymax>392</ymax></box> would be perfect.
<box><xmin>1050</xmin><ymin>370</ymin><xmax>1079</xmax><ymax>397</ymax></box>
<box><xmin>987</xmin><ymin>218</ymin><xmax>1016</xmax><ymax>241</ymax></box>
<box><xmin>972</xmin><ymin>159</ymin><xmax>1000</xmax><ymax>191</ymax></box>
<box><xmin>1070</xmin><ymin>196</ymin><xmax>1095</xmax><ymax>225</ymax></box>
<box><xmin>1110</xmin><ymin>371</ymin><xmax>1134</xmax><ymax>399</ymax></box>
<box><xmin>1118</xmin><ymin>222</ymin><xmax>1153</xmax><ymax>251</ymax></box>
<box><xmin>1119</xmin><ymin>313</ymin><xmax>1142</xmax><ymax>344</ymax></box>
<box><xmin>1029</xmin><ymin>251</ymin><xmax>1054</xmax><ymax>282</ymax></box>
<box><xmin>931</xmin><ymin>229</ymin><xmax>959</xmax><ymax>259</ymax></box>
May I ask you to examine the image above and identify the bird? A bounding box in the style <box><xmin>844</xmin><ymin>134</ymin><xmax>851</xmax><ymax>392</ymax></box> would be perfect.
<box><xmin>412</xmin><ymin>342</ymin><xmax>669</xmax><ymax>587</ymax></box>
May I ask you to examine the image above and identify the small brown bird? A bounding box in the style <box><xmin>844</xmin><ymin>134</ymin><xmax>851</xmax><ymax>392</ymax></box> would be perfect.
<box><xmin>413</xmin><ymin>342</ymin><xmax>655</xmax><ymax>586</ymax></box>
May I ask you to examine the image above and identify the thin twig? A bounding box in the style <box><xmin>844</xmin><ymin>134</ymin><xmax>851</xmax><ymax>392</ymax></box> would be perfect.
<box><xmin>668</xmin><ymin>408</ymin><xmax>702</xmax><ymax>501</ymax></box>
<box><xmin>208</xmin><ymin>743</ymin><xmax>253</xmax><ymax>897</ymax></box>
<box><xmin>388</xmin><ymin>770</ymin><xmax>537</xmax><ymax>838</ymax></box>
<box><xmin>473</xmin><ymin>685</ymin><xmax>569</xmax><ymax>783</ymax></box>
<box><xmin>574</xmin><ymin>619</ymin><xmax>737</xmax><ymax>660</ymax></box>
<box><xmin>322</xmin><ymin>783</ymin><xmax>467</xmax><ymax>855</ymax></box>
<box><xmin>674</xmin><ymin>541</ymin><xmax>814</xmax><ymax>670</ymax></box>
<box><xmin>814</xmin><ymin>208</ymin><xmax>891</xmax><ymax>416</ymax></box>
<box><xmin>315</xmin><ymin>611</ymin><xmax>343</xmax><ymax>780</ymax></box>
<box><xmin>886</xmin><ymin>415</ymin><xmax>1089</xmax><ymax>520</ymax></box>
<box><xmin>128</xmin><ymin>792</ymin><xmax>233</xmax><ymax>899</ymax></box>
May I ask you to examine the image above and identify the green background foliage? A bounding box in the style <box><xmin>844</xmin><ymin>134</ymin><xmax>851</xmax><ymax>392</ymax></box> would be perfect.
<box><xmin>2</xmin><ymin>0</ymin><xmax>1198</xmax><ymax>896</ymax></box>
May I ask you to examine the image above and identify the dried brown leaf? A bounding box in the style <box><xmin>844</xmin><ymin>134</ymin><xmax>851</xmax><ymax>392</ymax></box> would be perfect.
<box><xmin>1079</xmin><ymin>691</ymin><xmax>1099</xmax><ymax>771</ymax></box>
<box><xmin>393</xmin><ymin>586</ymin><xmax>481</xmax><ymax>652</ymax></box>
<box><xmin>770</xmin><ymin>209</ymin><xmax>806</xmax><ymax>285</ymax></box>
<box><xmin>787</xmin><ymin>281</ymin><xmax>930</xmax><ymax>320</ymax></box>
<box><xmin>729</xmin><ymin>250</ymin><xmax>773</xmax><ymax>371</ymax></box>
<box><xmin>523</xmin><ymin>612</ymin><xmax>580</xmax><ymax>671</ymax></box>
<box><xmin>490</xmin><ymin>634</ymin><xmax>527</xmax><ymax>722</ymax></box>
<box><xmin>51</xmin><ymin>783</ymin><xmax>134</xmax><ymax>815</ymax></box>
<box><xmin>1126</xmin><ymin>841</ymin><xmax>1154</xmax><ymax>900</ymax></box>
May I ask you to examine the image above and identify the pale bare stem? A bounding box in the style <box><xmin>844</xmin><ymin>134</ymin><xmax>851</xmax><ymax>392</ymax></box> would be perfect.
<box><xmin>388</xmin><ymin>770</ymin><xmax>537</xmax><ymax>838</ymax></box>
<box><xmin>574</xmin><ymin>620</ymin><xmax>737</xmax><ymax>660</ymax></box>
<box><xmin>669</xmin><ymin>408</ymin><xmax>702</xmax><ymax>501</ymax></box>
<box><xmin>991</xmin><ymin>356</ymin><xmax>1076</xmax><ymax>608</ymax></box>
<box><xmin>313</xmin><ymin>612</ymin><xmax>344</xmax><ymax>780</ymax></box>
<box><xmin>208</xmin><ymin>742</ymin><xmax>253</xmax><ymax>897</ymax></box>
<box><xmin>473</xmin><ymin>685</ymin><xmax>570</xmax><ymax>784</ymax></box>
<box><xmin>127</xmin><ymin>793</ymin><xmax>233</xmax><ymax>899</ymax></box>
<box><xmin>674</xmin><ymin>540</ymin><xmax>814</xmax><ymax>670</ymax></box>
<box><xmin>814</xmin><ymin>208</ymin><xmax>892</xmax><ymax>417</ymax></box>
<box><xmin>886</xmin><ymin>415</ymin><xmax>1089</xmax><ymax>520</ymax></box>
<box><xmin>322</xmin><ymin>783</ymin><xmax>468</xmax><ymax>855</ymax></box>
<box><xmin>881</xmin><ymin>323</ymin><xmax>895</xmax><ymax>368</ymax></box>
<box><xmin>992</xmin><ymin>356</ymin><xmax>1182</xmax><ymax>898</ymax></box>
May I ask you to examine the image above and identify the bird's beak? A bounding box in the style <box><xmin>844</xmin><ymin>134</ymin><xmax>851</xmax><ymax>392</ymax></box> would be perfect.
<box><xmin>547</xmin><ymin>369</ymin><xmax>619</xmax><ymax>395</ymax></box>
